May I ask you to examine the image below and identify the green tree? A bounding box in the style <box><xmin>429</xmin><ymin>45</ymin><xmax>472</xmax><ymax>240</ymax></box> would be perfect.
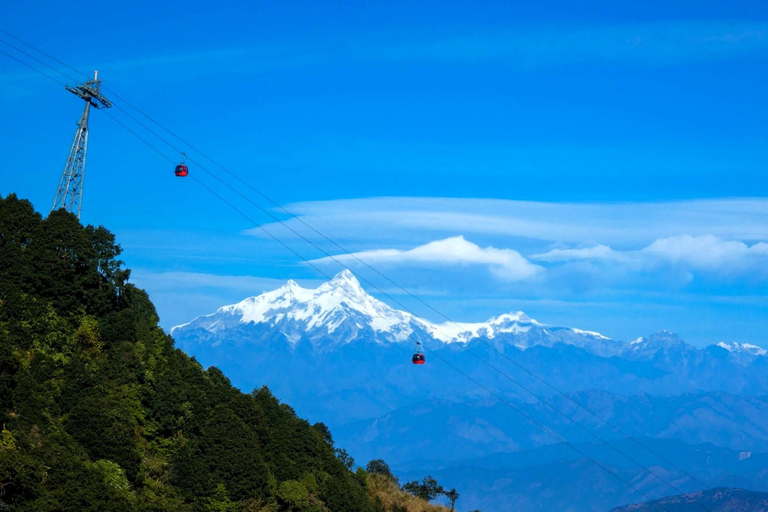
<box><xmin>277</xmin><ymin>480</ymin><xmax>310</xmax><ymax>509</ymax></box>
<box><xmin>402</xmin><ymin>476</ymin><xmax>444</xmax><ymax>501</ymax></box>
<box><xmin>66</xmin><ymin>392</ymin><xmax>143</xmax><ymax>481</ymax></box>
<box><xmin>201</xmin><ymin>483</ymin><xmax>238</xmax><ymax>512</ymax></box>
<box><xmin>335</xmin><ymin>447</ymin><xmax>355</xmax><ymax>470</ymax></box>
<box><xmin>0</xmin><ymin>194</ymin><xmax>385</xmax><ymax>512</ymax></box>
<box><xmin>444</xmin><ymin>488</ymin><xmax>459</xmax><ymax>511</ymax></box>
<box><xmin>366</xmin><ymin>459</ymin><xmax>396</xmax><ymax>482</ymax></box>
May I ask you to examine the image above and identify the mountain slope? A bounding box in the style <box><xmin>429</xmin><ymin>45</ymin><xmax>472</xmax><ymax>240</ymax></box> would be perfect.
<box><xmin>171</xmin><ymin>269</ymin><xmax>768</xmax><ymax>511</ymax></box>
<box><xmin>171</xmin><ymin>269</ymin><xmax>621</xmax><ymax>353</ymax></box>
<box><xmin>611</xmin><ymin>488</ymin><xmax>768</xmax><ymax>512</ymax></box>
<box><xmin>0</xmin><ymin>195</ymin><xmax>390</xmax><ymax>511</ymax></box>
<box><xmin>171</xmin><ymin>273</ymin><xmax>768</xmax><ymax>428</ymax></box>
<box><xmin>172</xmin><ymin>271</ymin><xmax>766</xmax><ymax>365</ymax></box>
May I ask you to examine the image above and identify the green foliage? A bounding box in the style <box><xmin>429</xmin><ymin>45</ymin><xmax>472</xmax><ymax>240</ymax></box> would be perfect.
<box><xmin>402</xmin><ymin>476</ymin><xmax>444</xmax><ymax>501</ymax></box>
<box><xmin>366</xmin><ymin>459</ymin><xmax>396</xmax><ymax>482</ymax></box>
<box><xmin>335</xmin><ymin>447</ymin><xmax>355</xmax><ymax>470</ymax></box>
<box><xmin>92</xmin><ymin>459</ymin><xmax>135</xmax><ymax>502</ymax></box>
<box><xmin>200</xmin><ymin>483</ymin><xmax>238</xmax><ymax>512</ymax></box>
<box><xmin>0</xmin><ymin>194</ymin><xmax>381</xmax><ymax>512</ymax></box>
<box><xmin>277</xmin><ymin>480</ymin><xmax>310</xmax><ymax>509</ymax></box>
<box><xmin>74</xmin><ymin>316</ymin><xmax>102</xmax><ymax>353</ymax></box>
<box><xmin>401</xmin><ymin>475</ymin><xmax>459</xmax><ymax>509</ymax></box>
<box><xmin>66</xmin><ymin>392</ymin><xmax>143</xmax><ymax>480</ymax></box>
<box><xmin>444</xmin><ymin>488</ymin><xmax>459</xmax><ymax>511</ymax></box>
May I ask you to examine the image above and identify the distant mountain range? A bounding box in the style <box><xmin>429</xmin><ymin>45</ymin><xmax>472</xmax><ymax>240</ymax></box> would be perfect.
<box><xmin>611</xmin><ymin>488</ymin><xmax>768</xmax><ymax>512</ymax></box>
<box><xmin>172</xmin><ymin>270</ymin><xmax>768</xmax><ymax>423</ymax></box>
<box><xmin>170</xmin><ymin>270</ymin><xmax>768</xmax><ymax>512</ymax></box>
<box><xmin>172</xmin><ymin>269</ymin><xmax>617</xmax><ymax>352</ymax></box>
<box><xmin>173</xmin><ymin>269</ymin><xmax>765</xmax><ymax>361</ymax></box>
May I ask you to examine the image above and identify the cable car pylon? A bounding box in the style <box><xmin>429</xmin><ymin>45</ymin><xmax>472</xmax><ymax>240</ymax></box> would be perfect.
<box><xmin>52</xmin><ymin>70</ymin><xmax>112</xmax><ymax>219</ymax></box>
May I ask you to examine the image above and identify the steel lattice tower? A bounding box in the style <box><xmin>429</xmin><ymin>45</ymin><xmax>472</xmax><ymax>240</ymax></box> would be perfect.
<box><xmin>52</xmin><ymin>71</ymin><xmax>112</xmax><ymax>219</ymax></box>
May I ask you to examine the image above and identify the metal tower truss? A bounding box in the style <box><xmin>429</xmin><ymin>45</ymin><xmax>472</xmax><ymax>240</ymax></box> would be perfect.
<box><xmin>51</xmin><ymin>71</ymin><xmax>112</xmax><ymax>219</ymax></box>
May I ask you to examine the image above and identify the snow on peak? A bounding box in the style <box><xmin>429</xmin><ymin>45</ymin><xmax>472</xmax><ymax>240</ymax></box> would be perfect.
<box><xmin>333</xmin><ymin>269</ymin><xmax>357</xmax><ymax>284</ymax></box>
<box><xmin>172</xmin><ymin>272</ymin><xmax>614</xmax><ymax>349</ymax></box>
<box><xmin>319</xmin><ymin>269</ymin><xmax>367</xmax><ymax>298</ymax></box>
<box><xmin>717</xmin><ymin>342</ymin><xmax>767</xmax><ymax>356</ymax></box>
<box><xmin>173</xmin><ymin>270</ymin><xmax>419</xmax><ymax>343</ymax></box>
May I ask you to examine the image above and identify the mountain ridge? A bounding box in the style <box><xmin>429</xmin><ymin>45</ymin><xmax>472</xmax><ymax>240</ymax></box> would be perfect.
<box><xmin>167</xmin><ymin>269</ymin><xmax>768</xmax><ymax>512</ymax></box>
<box><xmin>171</xmin><ymin>270</ymin><xmax>766</xmax><ymax>363</ymax></box>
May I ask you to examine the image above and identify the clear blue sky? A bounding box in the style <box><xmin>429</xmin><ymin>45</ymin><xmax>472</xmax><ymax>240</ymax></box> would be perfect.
<box><xmin>2</xmin><ymin>1</ymin><xmax>767</xmax><ymax>346</ymax></box>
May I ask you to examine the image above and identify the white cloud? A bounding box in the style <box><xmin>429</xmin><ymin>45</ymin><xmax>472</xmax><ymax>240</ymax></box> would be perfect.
<box><xmin>244</xmin><ymin>197</ymin><xmax>768</xmax><ymax>287</ymax></box>
<box><xmin>532</xmin><ymin>235</ymin><xmax>768</xmax><ymax>280</ymax></box>
<box><xmin>642</xmin><ymin>235</ymin><xmax>768</xmax><ymax>272</ymax></box>
<box><xmin>249</xmin><ymin>197</ymin><xmax>768</xmax><ymax>249</ymax></box>
<box><xmin>532</xmin><ymin>245</ymin><xmax>619</xmax><ymax>262</ymax></box>
<box><xmin>311</xmin><ymin>236</ymin><xmax>542</xmax><ymax>282</ymax></box>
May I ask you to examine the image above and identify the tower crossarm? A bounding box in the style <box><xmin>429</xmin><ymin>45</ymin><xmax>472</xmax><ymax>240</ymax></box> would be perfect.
<box><xmin>65</xmin><ymin>78</ymin><xmax>113</xmax><ymax>109</ymax></box>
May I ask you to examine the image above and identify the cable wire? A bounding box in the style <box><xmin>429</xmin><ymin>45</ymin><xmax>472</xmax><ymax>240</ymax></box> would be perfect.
<box><xmin>96</xmin><ymin>99</ymin><xmax>710</xmax><ymax>499</ymax></box>
<box><xmin>0</xmin><ymin>36</ymin><xmax>719</xmax><ymax>509</ymax></box>
<box><xmin>0</xmin><ymin>37</ymin><xmax>81</xmax><ymax>85</ymax></box>
<box><xmin>60</xmin><ymin>50</ymin><xmax>718</xmax><ymax>495</ymax></box>
<box><xmin>101</xmin><ymin>104</ymin><xmax>689</xmax><ymax>509</ymax></box>
<box><xmin>187</xmin><ymin>171</ymin><xmax>669</xmax><ymax>510</ymax></box>
<box><xmin>0</xmin><ymin>39</ymin><xmax>708</xmax><ymax>505</ymax></box>
<box><xmin>0</xmin><ymin>47</ymin><xmax>67</xmax><ymax>86</ymax></box>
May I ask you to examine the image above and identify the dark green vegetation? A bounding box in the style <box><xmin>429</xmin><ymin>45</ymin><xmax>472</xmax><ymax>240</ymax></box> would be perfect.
<box><xmin>400</xmin><ymin>476</ymin><xmax>458</xmax><ymax>510</ymax></box>
<box><xmin>610</xmin><ymin>488</ymin><xmax>768</xmax><ymax>512</ymax></box>
<box><xmin>0</xmin><ymin>194</ymin><xmax>386</xmax><ymax>511</ymax></box>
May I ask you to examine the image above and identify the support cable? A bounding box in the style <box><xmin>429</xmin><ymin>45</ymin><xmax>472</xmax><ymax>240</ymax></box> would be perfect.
<box><xmin>0</xmin><ymin>38</ymin><xmax>716</xmax><ymax>510</ymax></box>
<box><xmin>100</xmin><ymin>96</ymin><xmax>711</xmax><ymax>499</ymax></box>
<box><xmin>14</xmin><ymin>41</ymin><xmax>721</xmax><ymax>496</ymax></box>
<box><xmin>0</xmin><ymin>47</ymin><xmax>67</xmax><ymax>86</ymax></box>
<box><xmin>183</xmin><ymin>173</ymin><xmax>671</xmax><ymax>512</ymax></box>
<box><xmin>100</xmin><ymin>107</ymin><xmax>698</xmax><ymax>510</ymax></box>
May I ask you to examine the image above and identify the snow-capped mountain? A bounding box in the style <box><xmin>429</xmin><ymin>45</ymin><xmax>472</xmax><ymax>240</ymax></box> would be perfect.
<box><xmin>172</xmin><ymin>269</ymin><xmax>767</xmax><ymax>368</ymax></box>
<box><xmin>717</xmin><ymin>341</ymin><xmax>768</xmax><ymax>357</ymax></box>
<box><xmin>171</xmin><ymin>269</ymin><xmax>620</xmax><ymax>355</ymax></box>
<box><xmin>173</xmin><ymin>270</ymin><xmax>428</xmax><ymax>346</ymax></box>
<box><xmin>168</xmin><ymin>270</ymin><xmax>768</xmax><ymax>512</ymax></box>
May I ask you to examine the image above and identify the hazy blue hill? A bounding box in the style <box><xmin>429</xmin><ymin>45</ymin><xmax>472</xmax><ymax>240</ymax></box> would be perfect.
<box><xmin>400</xmin><ymin>441</ymin><xmax>768</xmax><ymax>512</ymax></box>
<box><xmin>336</xmin><ymin>391</ymin><xmax>768</xmax><ymax>467</ymax></box>
<box><xmin>172</xmin><ymin>263</ymin><xmax>768</xmax><ymax>511</ymax></box>
<box><xmin>172</xmin><ymin>288</ymin><xmax>768</xmax><ymax>433</ymax></box>
<box><xmin>610</xmin><ymin>488</ymin><xmax>768</xmax><ymax>511</ymax></box>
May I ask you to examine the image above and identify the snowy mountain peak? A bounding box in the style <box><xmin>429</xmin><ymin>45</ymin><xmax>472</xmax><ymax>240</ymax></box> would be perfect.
<box><xmin>172</xmin><ymin>273</ymin><xmax>625</xmax><ymax>353</ymax></box>
<box><xmin>717</xmin><ymin>342</ymin><xmax>767</xmax><ymax>356</ymax></box>
<box><xmin>318</xmin><ymin>269</ymin><xmax>367</xmax><ymax>298</ymax></box>
<box><xmin>491</xmin><ymin>311</ymin><xmax>536</xmax><ymax>324</ymax></box>
<box><xmin>332</xmin><ymin>268</ymin><xmax>358</xmax><ymax>285</ymax></box>
<box><xmin>632</xmin><ymin>330</ymin><xmax>684</xmax><ymax>345</ymax></box>
<box><xmin>171</xmin><ymin>270</ymin><xmax>422</xmax><ymax>344</ymax></box>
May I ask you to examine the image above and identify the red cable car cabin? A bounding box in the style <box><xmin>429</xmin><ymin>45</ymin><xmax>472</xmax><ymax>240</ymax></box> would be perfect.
<box><xmin>175</xmin><ymin>153</ymin><xmax>188</xmax><ymax>177</ymax></box>
<box><xmin>412</xmin><ymin>341</ymin><xmax>425</xmax><ymax>364</ymax></box>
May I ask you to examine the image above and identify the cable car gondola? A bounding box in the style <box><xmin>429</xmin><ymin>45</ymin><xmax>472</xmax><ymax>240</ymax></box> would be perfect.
<box><xmin>175</xmin><ymin>153</ymin><xmax>188</xmax><ymax>177</ymax></box>
<box><xmin>412</xmin><ymin>341</ymin><xmax>425</xmax><ymax>365</ymax></box>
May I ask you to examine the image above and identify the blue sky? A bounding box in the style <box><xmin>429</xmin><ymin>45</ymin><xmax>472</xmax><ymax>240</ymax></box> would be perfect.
<box><xmin>2</xmin><ymin>1</ymin><xmax>767</xmax><ymax>346</ymax></box>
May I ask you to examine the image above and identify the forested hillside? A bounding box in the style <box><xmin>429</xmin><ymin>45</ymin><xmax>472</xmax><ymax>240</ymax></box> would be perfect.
<box><xmin>0</xmin><ymin>194</ymin><xmax>445</xmax><ymax>511</ymax></box>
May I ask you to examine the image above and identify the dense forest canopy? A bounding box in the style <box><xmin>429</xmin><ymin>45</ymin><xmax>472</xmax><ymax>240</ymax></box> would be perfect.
<box><xmin>0</xmin><ymin>194</ymin><xmax>451</xmax><ymax>511</ymax></box>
